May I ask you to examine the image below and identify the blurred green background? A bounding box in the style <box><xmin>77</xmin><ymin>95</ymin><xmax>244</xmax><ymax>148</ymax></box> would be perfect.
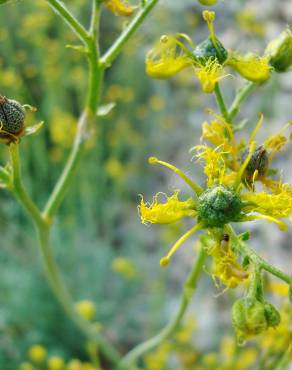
<box><xmin>0</xmin><ymin>0</ymin><xmax>291</xmax><ymax>369</ymax></box>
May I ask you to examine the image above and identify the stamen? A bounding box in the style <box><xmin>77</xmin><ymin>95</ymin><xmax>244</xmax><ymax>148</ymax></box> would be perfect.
<box><xmin>148</xmin><ymin>156</ymin><xmax>203</xmax><ymax>195</ymax></box>
<box><xmin>159</xmin><ymin>223</ymin><xmax>203</xmax><ymax>267</ymax></box>
<box><xmin>249</xmin><ymin>113</ymin><xmax>264</xmax><ymax>144</ymax></box>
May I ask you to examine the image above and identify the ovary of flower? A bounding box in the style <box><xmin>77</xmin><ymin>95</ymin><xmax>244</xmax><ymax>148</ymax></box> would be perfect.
<box><xmin>138</xmin><ymin>191</ymin><xmax>196</xmax><ymax>225</ymax></box>
<box><xmin>145</xmin><ymin>35</ymin><xmax>191</xmax><ymax>79</ymax></box>
<box><xmin>103</xmin><ymin>0</ymin><xmax>137</xmax><ymax>16</ymax></box>
<box><xmin>194</xmin><ymin>59</ymin><xmax>227</xmax><ymax>93</ymax></box>
<box><xmin>227</xmin><ymin>53</ymin><xmax>271</xmax><ymax>83</ymax></box>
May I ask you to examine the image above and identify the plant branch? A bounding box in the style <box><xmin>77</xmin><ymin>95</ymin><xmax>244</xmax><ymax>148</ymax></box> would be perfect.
<box><xmin>37</xmin><ymin>225</ymin><xmax>121</xmax><ymax>365</ymax></box>
<box><xmin>228</xmin><ymin>81</ymin><xmax>256</xmax><ymax>121</ymax></box>
<box><xmin>45</xmin><ymin>0</ymin><xmax>90</xmax><ymax>44</ymax></box>
<box><xmin>118</xmin><ymin>246</ymin><xmax>207</xmax><ymax>369</ymax></box>
<box><xmin>9</xmin><ymin>143</ymin><xmax>44</xmax><ymax>228</ymax></box>
<box><xmin>214</xmin><ymin>83</ymin><xmax>230</xmax><ymax>123</ymax></box>
<box><xmin>100</xmin><ymin>0</ymin><xmax>159</xmax><ymax>68</ymax></box>
<box><xmin>227</xmin><ymin>225</ymin><xmax>292</xmax><ymax>285</ymax></box>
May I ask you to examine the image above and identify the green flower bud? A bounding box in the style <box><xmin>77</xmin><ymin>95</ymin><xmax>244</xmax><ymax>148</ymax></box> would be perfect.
<box><xmin>193</xmin><ymin>37</ymin><xmax>228</xmax><ymax>64</ymax></box>
<box><xmin>232</xmin><ymin>297</ymin><xmax>268</xmax><ymax>341</ymax></box>
<box><xmin>241</xmin><ymin>145</ymin><xmax>269</xmax><ymax>179</ymax></box>
<box><xmin>265</xmin><ymin>28</ymin><xmax>292</xmax><ymax>72</ymax></box>
<box><xmin>197</xmin><ymin>185</ymin><xmax>242</xmax><ymax>228</ymax></box>
<box><xmin>0</xmin><ymin>96</ymin><xmax>25</xmax><ymax>140</ymax></box>
<box><xmin>264</xmin><ymin>302</ymin><xmax>281</xmax><ymax>327</ymax></box>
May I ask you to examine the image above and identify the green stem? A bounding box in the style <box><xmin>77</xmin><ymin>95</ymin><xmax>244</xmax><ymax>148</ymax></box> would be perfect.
<box><xmin>9</xmin><ymin>143</ymin><xmax>44</xmax><ymax>228</ymax></box>
<box><xmin>100</xmin><ymin>0</ymin><xmax>159</xmax><ymax>68</ymax></box>
<box><xmin>228</xmin><ymin>81</ymin><xmax>256</xmax><ymax>121</ymax></box>
<box><xmin>45</xmin><ymin>0</ymin><xmax>90</xmax><ymax>44</ymax></box>
<box><xmin>43</xmin><ymin>40</ymin><xmax>103</xmax><ymax>221</ymax></box>
<box><xmin>118</xmin><ymin>246</ymin><xmax>207</xmax><ymax>369</ymax></box>
<box><xmin>214</xmin><ymin>83</ymin><xmax>230</xmax><ymax>123</ymax></box>
<box><xmin>37</xmin><ymin>225</ymin><xmax>121</xmax><ymax>365</ymax></box>
<box><xmin>227</xmin><ymin>225</ymin><xmax>292</xmax><ymax>285</ymax></box>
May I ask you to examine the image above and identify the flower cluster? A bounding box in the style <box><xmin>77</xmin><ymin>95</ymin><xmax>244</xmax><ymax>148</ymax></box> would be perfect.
<box><xmin>145</xmin><ymin>11</ymin><xmax>292</xmax><ymax>92</ymax></box>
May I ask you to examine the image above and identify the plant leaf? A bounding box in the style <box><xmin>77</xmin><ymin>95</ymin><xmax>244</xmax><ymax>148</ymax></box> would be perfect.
<box><xmin>24</xmin><ymin>121</ymin><xmax>44</xmax><ymax>136</ymax></box>
<box><xmin>97</xmin><ymin>102</ymin><xmax>116</xmax><ymax>117</ymax></box>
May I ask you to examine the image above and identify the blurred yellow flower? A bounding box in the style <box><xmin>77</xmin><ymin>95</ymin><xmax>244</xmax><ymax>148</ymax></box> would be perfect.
<box><xmin>28</xmin><ymin>344</ymin><xmax>46</xmax><ymax>364</ymax></box>
<box><xmin>111</xmin><ymin>257</ymin><xmax>137</xmax><ymax>279</ymax></box>
<box><xmin>48</xmin><ymin>356</ymin><xmax>65</xmax><ymax>370</ymax></box>
<box><xmin>75</xmin><ymin>300</ymin><xmax>96</xmax><ymax>321</ymax></box>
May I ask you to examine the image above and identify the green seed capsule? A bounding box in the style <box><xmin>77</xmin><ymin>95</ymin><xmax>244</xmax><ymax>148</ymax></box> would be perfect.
<box><xmin>264</xmin><ymin>302</ymin><xmax>281</xmax><ymax>327</ymax></box>
<box><xmin>193</xmin><ymin>37</ymin><xmax>228</xmax><ymax>64</ymax></box>
<box><xmin>232</xmin><ymin>297</ymin><xmax>268</xmax><ymax>341</ymax></box>
<box><xmin>0</xmin><ymin>96</ymin><xmax>25</xmax><ymax>135</ymax></box>
<box><xmin>241</xmin><ymin>146</ymin><xmax>269</xmax><ymax>179</ymax></box>
<box><xmin>197</xmin><ymin>185</ymin><xmax>242</xmax><ymax>227</ymax></box>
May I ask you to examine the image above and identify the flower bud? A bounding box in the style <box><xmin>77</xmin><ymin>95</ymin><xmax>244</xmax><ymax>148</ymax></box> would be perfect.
<box><xmin>198</xmin><ymin>185</ymin><xmax>242</xmax><ymax>227</ymax></box>
<box><xmin>265</xmin><ymin>28</ymin><xmax>292</xmax><ymax>72</ymax></box>
<box><xmin>0</xmin><ymin>96</ymin><xmax>25</xmax><ymax>142</ymax></box>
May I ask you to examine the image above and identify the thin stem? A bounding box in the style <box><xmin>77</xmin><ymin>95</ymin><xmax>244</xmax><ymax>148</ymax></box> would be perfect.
<box><xmin>227</xmin><ymin>225</ymin><xmax>292</xmax><ymax>285</ymax></box>
<box><xmin>100</xmin><ymin>0</ymin><xmax>159</xmax><ymax>67</ymax></box>
<box><xmin>228</xmin><ymin>81</ymin><xmax>256</xmax><ymax>121</ymax></box>
<box><xmin>119</xmin><ymin>246</ymin><xmax>207</xmax><ymax>369</ymax></box>
<box><xmin>37</xmin><ymin>225</ymin><xmax>121</xmax><ymax>365</ymax></box>
<box><xmin>43</xmin><ymin>40</ymin><xmax>103</xmax><ymax>221</ymax></box>
<box><xmin>214</xmin><ymin>83</ymin><xmax>230</xmax><ymax>123</ymax></box>
<box><xmin>45</xmin><ymin>0</ymin><xmax>90</xmax><ymax>44</ymax></box>
<box><xmin>9</xmin><ymin>143</ymin><xmax>44</xmax><ymax>228</ymax></box>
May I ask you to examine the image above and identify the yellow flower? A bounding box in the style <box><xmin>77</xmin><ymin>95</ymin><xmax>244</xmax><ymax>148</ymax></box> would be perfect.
<box><xmin>111</xmin><ymin>257</ymin><xmax>137</xmax><ymax>279</ymax></box>
<box><xmin>194</xmin><ymin>58</ymin><xmax>228</xmax><ymax>93</ymax></box>
<box><xmin>75</xmin><ymin>300</ymin><xmax>96</xmax><ymax>321</ymax></box>
<box><xmin>241</xmin><ymin>190</ymin><xmax>292</xmax><ymax>227</ymax></box>
<box><xmin>19</xmin><ymin>363</ymin><xmax>35</xmax><ymax>370</ymax></box>
<box><xmin>201</xmin><ymin>112</ymin><xmax>236</xmax><ymax>153</ymax></box>
<box><xmin>103</xmin><ymin>0</ymin><xmax>137</xmax><ymax>16</ymax></box>
<box><xmin>48</xmin><ymin>356</ymin><xmax>65</xmax><ymax>370</ymax></box>
<box><xmin>227</xmin><ymin>53</ymin><xmax>271</xmax><ymax>83</ymax></box>
<box><xmin>208</xmin><ymin>235</ymin><xmax>249</xmax><ymax>288</ymax></box>
<box><xmin>145</xmin><ymin>34</ymin><xmax>192</xmax><ymax>79</ymax></box>
<box><xmin>28</xmin><ymin>345</ymin><xmax>46</xmax><ymax>364</ymax></box>
<box><xmin>139</xmin><ymin>189</ymin><xmax>196</xmax><ymax>225</ymax></box>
